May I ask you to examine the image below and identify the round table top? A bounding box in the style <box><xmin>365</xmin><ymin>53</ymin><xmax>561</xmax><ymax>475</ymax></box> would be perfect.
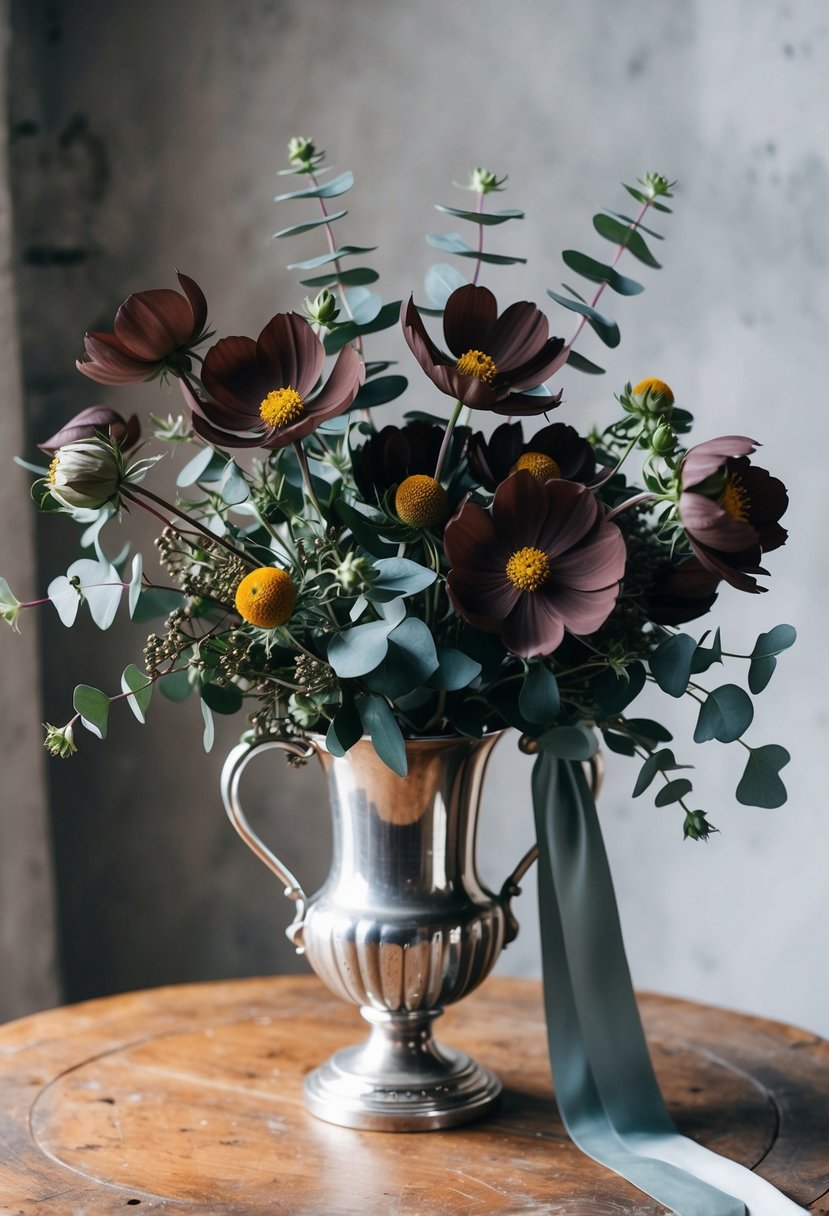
<box><xmin>0</xmin><ymin>976</ymin><xmax>827</xmax><ymax>1214</ymax></box>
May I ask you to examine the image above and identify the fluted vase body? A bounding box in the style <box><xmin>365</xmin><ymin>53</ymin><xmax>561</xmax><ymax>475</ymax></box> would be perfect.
<box><xmin>222</xmin><ymin>730</ymin><xmax>530</xmax><ymax>1130</ymax></box>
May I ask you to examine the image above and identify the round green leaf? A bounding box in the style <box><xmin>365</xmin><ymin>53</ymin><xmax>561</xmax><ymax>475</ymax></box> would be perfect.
<box><xmin>693</xmin><ymin>684</ymin><xmax>753</xmax><ymax>744</ymax></box>
<box><xmin>736</xmin><ymin>745</ymin><xmax>790</xmax><ymax>808</ymax></box>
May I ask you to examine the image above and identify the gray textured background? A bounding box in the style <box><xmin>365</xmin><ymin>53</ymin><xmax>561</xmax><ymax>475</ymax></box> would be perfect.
<box><xmin>1</xmin><ymin>0</ymin><xmax>827</xmax><ymax>1034</ymax></box>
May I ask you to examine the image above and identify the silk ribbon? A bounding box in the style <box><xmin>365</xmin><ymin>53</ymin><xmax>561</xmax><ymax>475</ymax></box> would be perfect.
<box><xmin>532</xmin><ymin>752</ymin><xmax>809</xmax><ymax>1215</ymax></box>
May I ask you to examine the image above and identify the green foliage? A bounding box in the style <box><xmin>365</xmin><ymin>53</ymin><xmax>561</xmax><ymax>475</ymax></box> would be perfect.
<box><xmin>121</xmin><ymin>663</ymin><xmax>152</xmax><ymax>724</ymax></box>
<box><xmin>736</xmin><ymin>745</ymin><xmax>791</xmax><ymax>809</ymax></box>
<box><xmin>356</xmin><ymin>693</ymin><xmax>407</xmax><ymax>777</ymax></box>
<box><xmin>519</xmin><ymin>664</ymin><xmax>560</xmax><ymax>725</ymax></box>
<box><xmin>545</xmin><ymin>289</ymin><xmax>620</xmax><ymax>348</ymax></box>
<box><xmin>693</xmin><ymin>684</ymin><xmax>754</xmax><ymax>744</ymax></box>
<box><xmin>649</xmin><ymin>634</ymin><xmax>697</xmax><ymax>697</ymax></box>
<box><xmin>73</xmin><ymin>684</ymin><xmax>110</xmax><ymax>739</ymax></box>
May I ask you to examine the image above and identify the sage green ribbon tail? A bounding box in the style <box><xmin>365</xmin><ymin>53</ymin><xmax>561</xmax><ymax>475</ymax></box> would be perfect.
<box><xmin>532</xmin><ymin>753</ymin><xmax>809</xmax><ymax>1216</ymax></box>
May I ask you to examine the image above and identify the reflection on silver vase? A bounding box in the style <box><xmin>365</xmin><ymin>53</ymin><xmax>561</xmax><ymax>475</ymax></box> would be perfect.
<box><xmin>221</xmin><ymin>731</ymin><xmax>536</xmax><ymax>1131</ymax></box>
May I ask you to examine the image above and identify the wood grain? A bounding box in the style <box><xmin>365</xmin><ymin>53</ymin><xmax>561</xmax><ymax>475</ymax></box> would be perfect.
<box><xmin>0</xmin><ymin>976</ymin><xmax>826</xmax><ymax>1214</ymax></box>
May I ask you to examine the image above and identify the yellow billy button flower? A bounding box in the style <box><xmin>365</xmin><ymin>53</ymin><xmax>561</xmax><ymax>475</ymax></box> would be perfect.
<box><xmin>235</xmin><ymin>567</ymin><xmax>297</xmax><ymax>629</ymax></box>
<box><xmin>394</xmin><ymin>475</ymin><xmax>450</xmax><ymax>529</ymax></box>
<box><xmin>511</xmin><ymin>451</ymin><xmax>561</xmax><ymax>482</ymax></box>
<box><xmin>632</xmin><ymin>377</ymin><xmax>675</xmax><ymax>413</ymax></box>
<box><xmin>505</xmin><ymin>546</ymin><xmax>551</xmax><ymax>592</ymax></box>
<box><xmin>259</xmin><ymin>387</ymin><xmax>305</xmax><ymax>430</ymax></box>
<box><xmin>455</xmin><ymin>349</ymin><xmax>497</xmax><ymax>383</ymax></box>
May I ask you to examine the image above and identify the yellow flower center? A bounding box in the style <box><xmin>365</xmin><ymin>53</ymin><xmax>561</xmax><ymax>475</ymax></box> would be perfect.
<box><xmin>259</xmin><ymin>387</ymin><xmax>305</xmax><ymax>430</ymax></box>
<box><xmin>235</xmin><ymin>566</ymin><xmax>297</xmax><ymax>629</ymax></box>
<box><xmin>718</xmin><ymin>475</ymin><xmax>750</xmax><ymax>522</ymax></box>
<box><xmin>632</xmin><ymin>377</ymin><xmax>674</xmax><ymax>404</ymax></box>
<box><xmin>455</xmin><ymin>349</ymin><xmax>497</xmax><ymax>383</ymax></box>
<box><xmin>511</xmin><ymin>451</ymin><xmax>561</xmax><ymax>482</ymax></box>
<box><xmin>48</xmin><ymin>455</ymin><xmax>59</xmax><ymax>485</ymax></box>
<box><xmin>394</xmin><ymin>474</ymin><xmax>449</xmax><ymax>529</ymax></box>
<box><xmin>505</xmin><ymin>546</ymin><xmax>551</xmax><ymax>592</ymax></box>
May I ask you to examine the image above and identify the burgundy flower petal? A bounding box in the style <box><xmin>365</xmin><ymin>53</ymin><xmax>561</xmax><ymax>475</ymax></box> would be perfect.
<box><xmin>77</xmin><ymin>332</ymin><xmax>153</xmax><ymax>384</ymax></box>
<box><xmin>736</xmin><ymin>461</ymin><xmax>789</xmax><ymax>552</ymax></box>
<box><xmin>442</xmin><ymin>285</ymin><xmax>498</xmax><ymax>358</ymax></box>
<box><xmin>535</xmin><ymin>481</ymin><xmax>600</xmax><ymax>558</ymax></box>
<box><xmin>507</xmin><ymin>338</ymin><xmax>569</xmax><ymax>391</ymax></box>
<box><xmin>304</xmin><ymin>342</ymin><xmax>365</xmax><ymax>417</ymax></box>
<box><xmin>191</xmin><ymin>411</ymin><xmax>265</xmax><ymax>448</ymax></box>
<box><xmin>491</xmin><ymin>469</ymin><xmax>550</xmax><ymax>551</ymax></box>
<box><xmin>487</xmin><ymin>302</ymin><xmax>548</xmax><ymax>368</ymax></box>
<box><xmin>500</xmin><ymin>594</ymin><xmax>565</xmax><ymax>658</ymax></box>
<box><xmin>257</xmin><ymin>312</ymin><xmax>324</xmax><ymax>398</ymax></box>
<box><xmin>447</xmin><ymin>566</ymin><xmax>522</xmax><ymax>625</ymax></box>
<box><xmin>681</xmin><ymin>436</ymin><xmax>759</xmax><ymax>488</ymax></box>
<box><xmin>532</xmin><ymin>422</ymin><xmax>596</xmax><ymax>482</ymax></box>
<box><xmin>539</xmin><ymin>581</ymin><xmax>621</xmax><ymax>635</ymax></box>
<box><xmin>648</xmin><ymin>557</ymin><xmax>721</xmax><ymax>626</ymax></box>
<box><xmin>401</xmin><ymin>297</ymin><xmax>452</xmax><ymax>372</ymax></box>
<box><xmin>489</xmin><ymin>389</ymin><xmax>563</xmax><ymax>417</ymax></box>
<box><xmin>444</xmin><ymin>501</ymin><xmax>503</xmax><ymax>572</ymax></box>
<box><xmin>678</xmin><ymin>491</ymin><xmax>758</xmax><ymax>553</ymax></box>
<box><xmin>550</xmin><ymin>524</ymin><xmax>626</xmax><ymax>591</ymax></box>
<box><xmin>114</xmin><ymin>289</ymin><xmax>195</xmax><ymax>360</ymax></box>
<box><xmin>688</xmin><ymin>537</ymin><xmax>767</xmax><ymax>593</ymax></box>
<box><xmin>176</xmin><ymin>271</ymin><xmax>208</xmax><ymax>335</ymax></box>
<box><xmin>202</xmin><ymin>336</ymin><xmax>268</xmax><ymax>419</ymax></box>
<box><xmin>468</xmin><ymin>422</ymin><xmax>524</xmax><ymax>487</ymax></box>
<box><xmin>38</xmin><ymin>406</ymin><xmax>132</xmax><ymax>454</ymax></box>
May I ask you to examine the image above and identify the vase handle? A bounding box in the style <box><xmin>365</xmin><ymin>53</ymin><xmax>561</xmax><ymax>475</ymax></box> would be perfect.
<box><xmin>498</xmin><ymin>750</ymin><xmax>605</xmax><ymax>945</ymax></box>
<box><xmin>221</xmin><ymin>736</ymin><xmax>316</xmax><ymax>953</ymax></box>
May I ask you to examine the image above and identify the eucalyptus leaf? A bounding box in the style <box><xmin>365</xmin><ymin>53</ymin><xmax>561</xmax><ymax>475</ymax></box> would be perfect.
<box><xmin>654</xmin><ymin>778</ymin><xmax>693</xmax><ymax>807</ymax></box>
<box><xmin>367</xmin><ymin>557</ymin><xmax>436</xmax><ymax>601</ymax></box>
<box><xmin>546</xmin><ymin>289</ymin><xmax>620</xmax><ymax>347</ymax></box>
<box><xmin>561</xmin><ymin>249</ymin><xmax>644</xmax><ymax>295</ymax></box>
<box><xmin>47</xmin><ymin>574</ymin><xmax>81</xmax><ymax>627</ymax></box>
<box><xmin>592</xmin><ymin>214</ymin><xmax>662</xmax><ymax>269</ymax></box>
<box><xmin>274</xmin><ymin>171</ymin><xmax>354</xmax><ymax>201</ymax></box>
<box><xmin>344</xmin><ymin>286</ymin><xmax>382</xmax><ymax>325</ymax></box>
<box><xmin>272</xmin><ymin>210</ymin><xmax>347</xmax><ymax>238</ymax></box>
<box><xmin>427</xmin><ymin>647</ymin><xmax>482</xmax><ymax>691</ymax></box>
<box><xmin>132</xmin><ymin>587</ymin><xmax>185</xmax><ymax>623</ymax></box>
<box><xmin>121</xmin><ymin>663</ymin><xmax>152</xmax><ymax>724</ymax></box>
<box><xmin>354</xmin><ymin>375</ymin><xmax>408</xmax><ymax>409</ymax></box>
<box><xmin>128</xmin><ymin>554</ymin><xmax>143</xmax><ymax>618</ymax></box>
<box><xmin>748</xmin><ymin>654</ymin><xmax>777</xmax><ymax>695</ymax></box>
<box><xmin>602</xmin><ymin>730</ymin><xmax>637</xmax><ymax>756</ymax></box>
<box><xmin>691</xmin><ymin>628</ymin><xmax>722</xmax><ymax>674</ymax></box>
<box><xmin>424</xmin><ymin>262</ymin><xmax>467</xmax><ymax>309</ymax></box>
<box><xmin>200</xmin><ymin>698</ymin><xmax>215</xmax><ymax>753</ymax></box>
<box><xmin>327</xmin><ymin>618</ymin><xmax>397</xmax><ymax>678</ymax></box>
<box><xmin>364</xmin><ymin>618</ymin><xmax>439</xmax><ymax>700</ymax></box>
<box><xmin>324</xmin><ymin>302</ymin><xmax>402</xmax><ymax>354</ymax></box>
<box><xmin>693</xmin><ymin>684</ymin><xmax>754</xmax><ymax>744</ymax></box>
<box><xmin>736</xmin><ymin>744</ymin><xmax>790</xmax><ymax>808</ymax></box>
<box><xmin>624</xmin><ymin>718</ymin><xmax>673</xmax><ymax>745</ymax></box>
<box><xmin>751</xmin><ymin>623</ymin><xmax>797</xmax><ymax>658</ymax></box>
<box><xmin>565</xmin><ymin>350</ymin><xmax>606</xmax><ymax>375</ymax></box>
<box><xmin>592</xmin><ymin>662</ymin><xmax>645</xmax><ymax>715</ymax></box>
<box><xmin>176</xmin><ymin>445</ymin><xmax>216</xmax><ymax>488</ymax></box>
<box><xmin>632</xmin><ymin>748</ymin><xmax>689</xmax><ymax>798</ymax></box>
<box><xmin>326</xmin><ymin>699</ymin><xmax>363</xmax><ymax>757</ymax></box>
<box><xmin>434</xmin><ymin>204</ymin><xmax>525</xmax><ymax>225</ymax></box>
<box><xmin>68</xmin><ymin>558</ymin><xmax>122</xmax><ymax>630</ymax></box>
<box><xmin>356</xmin><ymin>694</ymin><xmax>407</xmax><ymax>777</ymax></box>
<box><xmin>159</xmin><ymin>669</ymin><xmax>194</xmax><ymax>702</ymax></box>
<box><xmin>73</xmin><ymin>684</ymin><xmax>110</xmax><ymax>739</ymax></box>
<box><xmin>288</xmin><ymin>245</ymin><xmax>377</xmax><ymax>272</ymax></box>
<box><xmin>519</xmin><ymin>664</ymin><xmax>560</xmax><ymax>726</ymax></box>
<box><xmin>650</xmin><ymin>633</ymin><xmax>696</xmax><ymax>697</ymax></box>
<box><xmin>300</xmin><ymin>267</ymin><xmax>379</xmax><ymax>289</ymax></box>
<box><xmin>201</xmin><ymin>681</ymin><xmax>244</xmax><ymax>715</ymax></box>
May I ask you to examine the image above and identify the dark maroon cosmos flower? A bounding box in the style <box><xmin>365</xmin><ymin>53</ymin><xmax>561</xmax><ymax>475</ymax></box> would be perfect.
<box><xmin>183</xmin><ymin>312</ymin><xmax>364</xmax><ymax>450</ymax></box>
<box><xmin>352</xmin><ymin>420</ymin><xmax>470</xmax><ymax>501</ymax></box>
<box><xmin>678</xmin><ymin>436</ymin><xmax>788</xmax><ymax>593</ymax></box>
<box><xmin>401</xmin><ymin>284</ymin><xmax>568</xmax><ymax>415</ymax></box>
<box><xmin>444</xmin><ymin>470</ymin><xmax>626</xmax><ymax>658</ymax></box>
<box><xmin>38</xmin><ymin>406</ymin><xmax>140</xmax><ymax>456</ymax></box>
<box><xmin>469</xmin><ymin>421</ymin><xmax>596</xmax><ymax>491</ymax></box>
<box><xmin>76</xmin><ymin>272</ymin><xmax>208</xmax><ymax>385</ymax></box>
<box><xmin>647</xmin><ymin>556</ymin><xmax>721</xmax><ymax>625</ymax></box>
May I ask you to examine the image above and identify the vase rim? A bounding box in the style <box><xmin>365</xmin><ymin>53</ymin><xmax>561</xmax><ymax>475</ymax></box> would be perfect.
<box><xmin>305</xmin><ymin>728</ymin><xmax>508</xmax><ymax>754</ymax></box>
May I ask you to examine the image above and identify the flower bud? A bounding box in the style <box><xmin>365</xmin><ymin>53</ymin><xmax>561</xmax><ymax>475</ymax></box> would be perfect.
<box><xmin>43</xmin><ymin>721</ymin><xmax>78</xmax><ymax>758</ymax></box>
<box><xmin>334</xmin><ymin>552</ymin><xmax>372</xmax><ymax>594</ymax></box>
<box><xmin>287</xmin><ymin>691</ymin><xmax>325</xmax><ymax>729</ymax></box>
<box><xmin>468</xmin><ymin>167</ymin><xmax>507</xmax><ymax>195</ymax></box>
<box><xmin>642</xmin><ymin>171</ymin><xmax>672</xmax><ymax>199</ymax></box>
<box><xmin>651</xmin><ymin>422</ymin><xmax>676</xmax><ymax>455</ymax></box>
<box><xmin>47</xmin><ymin>437</ymin><xmax>125</xmax><ymax>511</ymax></box>
<box><xmin>303</xmin><ymin>289</ymin><xmax>340</xmax><ymax>327</ymax></box>
<box><xmin>288</xmin><ymin>136</ymin><xmax>320</xmax><ymax>168</ymax></box>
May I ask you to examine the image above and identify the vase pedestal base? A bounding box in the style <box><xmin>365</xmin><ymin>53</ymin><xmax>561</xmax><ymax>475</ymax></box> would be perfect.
<box><xmin>302</xmin><ymin>1005</ymin><xmax>501</xmax><ymax>1131</ymax></box>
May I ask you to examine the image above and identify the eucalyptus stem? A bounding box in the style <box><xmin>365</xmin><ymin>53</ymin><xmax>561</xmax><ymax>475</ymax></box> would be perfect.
<box><xmin>471</xmin><ymin>191</ymin><xmax>485</xmax><ymax>286</ymax></box>
<box><xmin>308</xmin><ymin>170</ymin><xmax>363</xmax><ymax>356</ymax></box>
<box><xmin>564</xmin><ymin>198</ymin><xmax>653</xmax><ymax>352</ymax></box>
<box><xmin>122</xmin><ymin>484</ymin><xmax>256</xmax><ymax>567</ymax></box>
<box><xmin>434</xmin><ymin>399</ymin><xmax>464</xmax><ymax>481</ymax></box>
<box><xmin>606</xmin><ymin>491</ymin><xmax>657</xmax><ymax>521</ymax></box>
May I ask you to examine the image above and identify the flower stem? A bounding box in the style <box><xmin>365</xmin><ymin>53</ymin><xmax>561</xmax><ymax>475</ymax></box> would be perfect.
<box><xmin>122</xmin><ymin>484</ymin><xmax>255</xmax><ymax>567</ymax></box>
<box><xmin>434</xmin><ymin>399</ymin><xmax>464</xmax><ymax>481</ymax></box>
<box><xmin>606</xmin><ymin>491</ymin><xmax>657</xmax><ymax>521</ymax></box>
<box><xmin>308</xmin><ymin>171</ymin><xmax>363</xmax><ymax>356</ymax></box>
<box><xmin>293</xmin><ymin>441</ymin><xmax>326</xmax><ymax>521</ymax></box>
<box><xmin>471</xmin><ymin>192</ymin><xmax>485</xmax><ymax>286</ymax></box>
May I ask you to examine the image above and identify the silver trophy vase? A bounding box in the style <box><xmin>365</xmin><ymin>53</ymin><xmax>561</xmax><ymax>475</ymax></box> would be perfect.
<box><xmin>221</xmin><ymin>732</ymin><xmax>537</xmax><ymax>1131</ymax></box>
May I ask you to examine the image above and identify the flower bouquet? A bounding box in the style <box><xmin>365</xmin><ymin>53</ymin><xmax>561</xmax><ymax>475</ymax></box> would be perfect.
<box><xmin>1</xmin><ymin>138</ymin><xmax>802</xmax><ymax>1211</ymax></box>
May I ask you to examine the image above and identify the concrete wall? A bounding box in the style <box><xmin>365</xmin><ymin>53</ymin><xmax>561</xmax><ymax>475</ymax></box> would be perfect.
<box><xmin>5</xmin><ymin>0</ymin><xmax>828</xmax><ymax>1034</ymax></box>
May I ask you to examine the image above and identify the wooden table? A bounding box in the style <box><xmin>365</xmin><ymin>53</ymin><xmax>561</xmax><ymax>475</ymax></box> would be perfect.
<box><xmin>0</xmin><ymin>976</ymin><xmax>826</xmax><ymax>1214</ymax></box>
